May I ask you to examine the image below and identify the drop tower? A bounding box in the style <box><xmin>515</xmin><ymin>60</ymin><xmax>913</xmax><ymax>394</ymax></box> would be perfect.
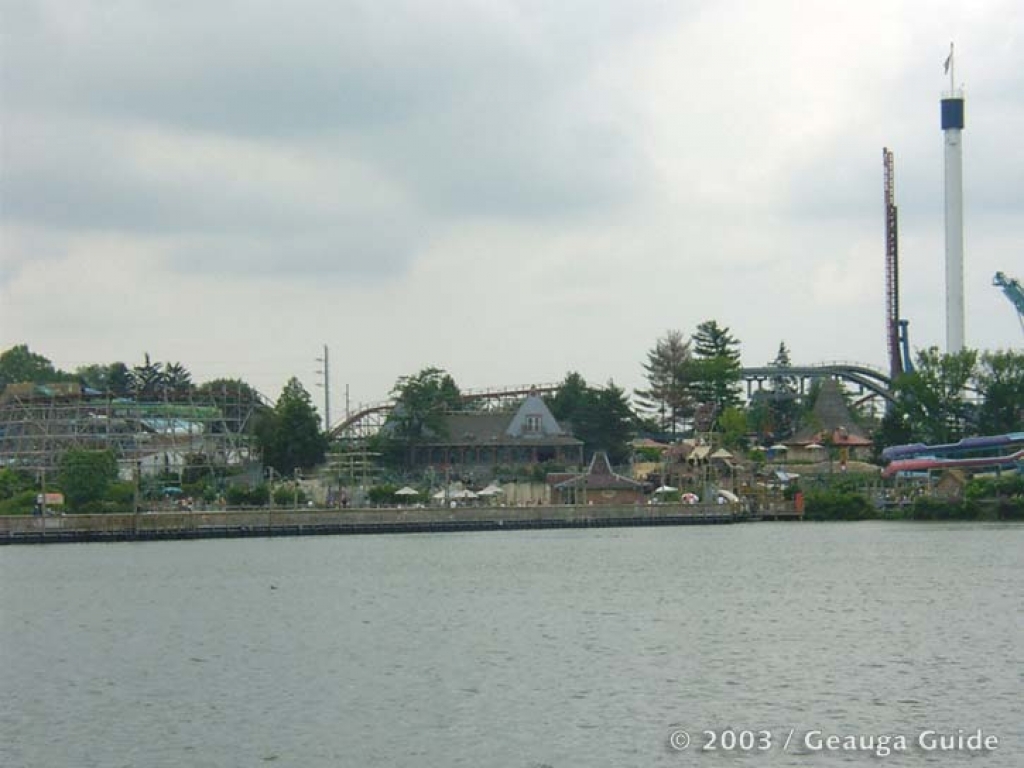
<box><xmin>941</xmin><ymin>42</ymin><xmax>966</xmax><ymax>353</ymax></box>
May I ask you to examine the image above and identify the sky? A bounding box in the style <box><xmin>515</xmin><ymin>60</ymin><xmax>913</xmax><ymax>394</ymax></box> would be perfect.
<box><xmin>2</xmin><ymin>0</ymin><xmax>1022</xmax><ymax>424</ymax></box>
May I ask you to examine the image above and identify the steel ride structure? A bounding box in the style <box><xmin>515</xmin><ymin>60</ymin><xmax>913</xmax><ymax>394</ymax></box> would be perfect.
<box><xmin>740</xmin><ymin>362</ymin><xmax>893</xmax><ymax>404</ymax></box>
<box><xmin>883</xmin><ymin>148</ymin><xmax>913</xmax><ymax>377</ymax></box>
<box><xmin>993</xmin><ymin>271</ymin><xmax>1024</xmax><ymax>336</ymax></box>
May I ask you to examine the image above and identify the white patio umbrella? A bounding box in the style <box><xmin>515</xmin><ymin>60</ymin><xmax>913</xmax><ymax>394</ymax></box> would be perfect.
<box><xmin>653</xmin><ymin>484</ymin><xmax>678</xmax><ymax>494</ymax></box>
<box><xmin>394</xmin><ymin>486</ymin><xmax>420</xmax><ymax>496</ymax></box>
<box><xmin>477</xmin><ymin>483</ymin><xmax>504</xmax><ymax>496</ymax></box>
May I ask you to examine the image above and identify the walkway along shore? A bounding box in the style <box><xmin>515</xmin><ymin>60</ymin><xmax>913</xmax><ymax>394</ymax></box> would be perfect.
<box><xmin>0</xmin><ymin>502</ymin><xmax>801</xmax><ymax>544</ymax></box>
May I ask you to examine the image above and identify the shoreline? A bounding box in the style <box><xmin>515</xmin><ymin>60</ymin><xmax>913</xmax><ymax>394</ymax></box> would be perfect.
<box><xmin>0</xmin><ymin>503</ymin><xmax>790</xmax><ymax>545</ymax></box>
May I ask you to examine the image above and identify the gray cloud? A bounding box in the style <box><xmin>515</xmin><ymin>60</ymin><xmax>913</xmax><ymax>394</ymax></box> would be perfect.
<box><xmin>2</xmin><ymin>0</ymin><xmax>669</xmax><ymax>280</ymax></box>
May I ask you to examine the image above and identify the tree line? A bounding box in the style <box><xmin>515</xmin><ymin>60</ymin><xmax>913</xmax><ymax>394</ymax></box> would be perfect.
<box><xmin>2</xmin><ymin>330</ymin><xmax>1022</xmax><ymax>484</ymax></box>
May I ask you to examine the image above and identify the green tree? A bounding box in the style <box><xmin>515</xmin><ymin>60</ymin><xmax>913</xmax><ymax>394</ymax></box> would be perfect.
<box><xmin>886</xmin><ymin>347</ymin><xmax>978</xmax><ymax>444</ymax></box>
<box><xmin>0</xmin><ymin>345</ymin><xmax>71</xmax><ymax>392</ymax></box>
<box><xmin>874</xmin><ymin>405</ymin><xmax>914</xmax><ymax>454</ymax></box>
<box><xmin>196</xmin><ymin>378</ymin><xmax>267</xmax><ymax>432</ymax></box>
<box><xmin>688</xmin><ymin>320</ymin><xmax>742</xmax><ymax>419</ymax></box>
<box><xmin>388</xmin><ymin>367</ymin><xmax>462</xmax><ymax>442</ymax></box>
<box><xmin>592</xmin><ymin>383</ymin><xmax>636</xmax><ymax>465</ymax></box>
<box><xmin>548</xmin><ymin>371</ymin><xmax>589</xmax><ymax>423</ymax></box>
<box><xmin>549</xmin><ymin>373</ymin><xmax>636</xmax><ymax>464</ymax></box>
<box><xmin>717</xmin><ymin>406</ymin><xmax>749</xmax><ymax>450</ymax></box>
<box><xmin>75</xmin><ymin>364</ymin><xmax>111</xmax><ymax>391</ymax></box>
<box><xmin>107</xmin><ymin>362</ymin><xmax>132</xmax><ymax>397</ymax></box>
<box><xmin>163</xmin><ymin>362</ymin><xmax>194</xmax><ymax>401</ymax></box>
<box><xmin>763</xmin><ymin>341</ymin><xmax>800</xmax><ymax>440</ymax></box>
<box><xmin>373</xmin><ymin>367</ymin><xmax>462</xmax><ymax>467</ymax></box>
<box><xmin>130</xmin><ymin>353</ymin><xmax>165</xmax><ymax>400</ymax></box>
<box><xmin>257</xmin><ymin>378</ymin><xmax>328</xmax><ymax>475</ymax></box>
<box><xmin>634</xmin><ymin>330</ymin><xmax>693</xmax><ymax>437</ymax></box>
<box><xmin>74</xmin><ymin>361</ymin><xmax>133</xmax><ymax>396</ymax></box>
<box><xmin>973</xmin><ymin>349</ymin><xmax>1024</xmax><ymax>434</ymax></box>
<box><xmin>0</xmin><ymin>468</ymin><xmax>35</xmax><ymax>501</ymax></box>
<box><xmin>58</xmin><ymin>449</ymin><xmax>118</xmax><ymax>510</ymax></box>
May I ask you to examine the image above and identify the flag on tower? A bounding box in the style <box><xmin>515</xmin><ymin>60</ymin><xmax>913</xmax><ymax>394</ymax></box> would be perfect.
<box><xmin>944</xmin><ymin>43</ymin><xmax>954</xmax><ymax>74</ymax></box>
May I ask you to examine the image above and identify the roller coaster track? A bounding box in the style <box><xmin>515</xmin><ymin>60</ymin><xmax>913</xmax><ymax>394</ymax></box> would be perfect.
<box><xmin>740</xmin><ymin>362</ymin><xmax>894</xmax><ymax>403</ymax></box>
<box><xmin>329</xmin><ymin>382</ymin><xmax>561</xmax><ymax>439</ymax></box>
<box><xmin>331</xmin><ymin>365</ymin><xmax>894</xmax><ymax>440</ymax></box>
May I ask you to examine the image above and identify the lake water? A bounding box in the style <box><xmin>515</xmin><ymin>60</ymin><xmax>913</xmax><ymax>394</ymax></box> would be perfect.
<box><xmin>1</xmin><ymin>522</ymin><xmax>1022</xmax><ymax>767</ymax></box>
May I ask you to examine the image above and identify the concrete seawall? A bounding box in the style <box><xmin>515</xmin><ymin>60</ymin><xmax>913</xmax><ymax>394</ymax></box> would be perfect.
<box><xmin>0</xmin><ymin>503</ymin><xmax>789</xmax><ymax>544</ymax></box>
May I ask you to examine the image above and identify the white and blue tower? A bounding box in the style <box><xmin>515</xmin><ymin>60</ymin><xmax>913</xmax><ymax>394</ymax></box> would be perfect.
<box><xmin>941</xmin><ymin>43</ymin><xmax>966</xmax><ymax>353</ymax></box>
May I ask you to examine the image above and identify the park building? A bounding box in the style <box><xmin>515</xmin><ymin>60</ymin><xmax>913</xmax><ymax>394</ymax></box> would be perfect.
<box><xmin>405</xmin><ymin>391</ymin><xmax>584</xmax><ymax>477</ymax></box>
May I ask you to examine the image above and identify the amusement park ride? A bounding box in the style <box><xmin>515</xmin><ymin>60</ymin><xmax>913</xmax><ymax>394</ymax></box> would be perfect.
<box><xmin>993</xmin><ymin>271</ymin><xmax>1024</xmax><ymax>336</ymax></box>
<box><xmin>883</xmin><ymin>148</ymin><xmax>914</xmax><ymax>378</ymax></box>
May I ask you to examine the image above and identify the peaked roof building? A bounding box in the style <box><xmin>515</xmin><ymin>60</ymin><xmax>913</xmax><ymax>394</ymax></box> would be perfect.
<box><xmin>550</xmin><ymin>450</ymin><xmax>644</xmax><ymax>505</ymax></box>
<box><xmin>787</xmin><ymin>378</ymin><xmax>873</xmax><ymax>450</ymax></box>
<box><xmin>409</xmin><ymin>392</ymin><xmax>584</xmax><ymax>472</ymax></box>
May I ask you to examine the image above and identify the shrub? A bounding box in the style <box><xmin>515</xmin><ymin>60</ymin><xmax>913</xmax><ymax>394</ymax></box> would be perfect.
<box><xmin>272</xmin><ymin>484</ymin><xmax>308</xmax><ymax>506</ymax></box>
<box><xmin>106</xmin><ymin>481</ymin><xmax>135</xmax><ymax>507</ymax></box>
<box><xmin>803</xmin><ymin>489</ymin><xmax>877</xmax><ymax>521</ymax></box>
<box><xmin>908</xmin><ymin>496</ymin><xmax>978</xmax><ymax>520</ymax></box>
<box><xmin>0</xmin><ymin>489</ymin><xmax>40</xmax><ymax>515</ymax></box>
<box><xmin>367</xmin><ymin>484</ymin><xmax>398</xmax><ymax>505</ymax></box>
<box><xmin>966</xmin><ymin>475</ymin><xmax>1024</xmax><ymax>501</ymax></box>
<box><xmin>77</xmin><ymin>498</ymin><xmax>133</xmax><ymax>514</ymax></box>
<box><xmin>0</xmin><ymin>468</ymin><xmax>35</xmax><ymax>501</ymax></box>
<box><xmin>995</xmin><ymin>497</ymin><xmax>1024</xmax><ymax>519</ymax></box>
<box><xmin>225</xmin><ymin>484</ymin><xmax>270</xmax><ymax>507</ymax></box>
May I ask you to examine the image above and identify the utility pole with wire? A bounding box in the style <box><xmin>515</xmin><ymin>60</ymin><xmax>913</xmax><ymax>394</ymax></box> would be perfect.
<box><xmin>315</xmin><ymin>345</ymin><xmax>331</xmax><ymax>433</ymax></box>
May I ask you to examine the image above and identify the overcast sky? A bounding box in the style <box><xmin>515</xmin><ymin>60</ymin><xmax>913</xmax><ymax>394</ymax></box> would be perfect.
<box><xmin>2</xmin><ymin>0</ymin><xmax>1022</xmax><ymax>421</ymax></box>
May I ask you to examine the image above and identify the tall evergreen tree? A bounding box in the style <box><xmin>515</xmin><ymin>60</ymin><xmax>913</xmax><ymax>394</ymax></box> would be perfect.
<box><xmin>548</xmin><ymin>372</ymin><xmax>589</xmax><ymax>427</ymax></box>
<box><xmin>634</xmin><ymin>330</ymin><xmax>693</xmax><ymax>437</ymax></box>
<box><xmin>688</xmin><ymin>320</ymin><xmax>742</xmax><ymax>419</ymax></box>
<box><xmin>763</xmin><ymin>341</ymin><xmax>799</xmax><ymax>441</ymax></box>
<box><xmin>592</xmin><ymin>381</ymin><xmax>637</xmax><ymax>465</ymax></box>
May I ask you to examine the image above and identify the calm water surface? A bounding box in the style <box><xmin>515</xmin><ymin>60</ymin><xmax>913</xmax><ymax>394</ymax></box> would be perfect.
<box><xmin>1</xmin><ymin>522</ymin><xmax>1022</xmax><ymax>767</ymax></box>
